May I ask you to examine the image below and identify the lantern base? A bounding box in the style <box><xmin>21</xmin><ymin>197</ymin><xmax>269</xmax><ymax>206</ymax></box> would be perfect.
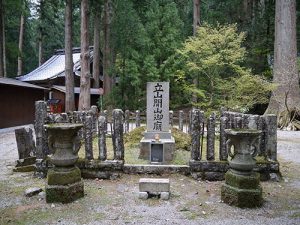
<box><xmin>221</xmin><ymin>170</ymin><xmax>262</xmax><ymax>208</ymax></box>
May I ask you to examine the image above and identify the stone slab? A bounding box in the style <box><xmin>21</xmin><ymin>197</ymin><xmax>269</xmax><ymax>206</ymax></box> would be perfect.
<box><xmin>143</xmin><ymin>131</ymin><xmax>172</xmax><ymax>140</ymax></box>
<box><xmin>46</xmin><ymin>180</ymin><xmax>84</xmax><ymax>203</ymax></box>
<box><xmin>15</xmin><ymin>157</ymin><xmax>36</xmax><ymax>167</ymax></box>
<box><xmin>139</xmin><ymin>178</ymin><xmax>170</xmax><ymax>193</ymax></box>
<box><xmin>13</xmin><ymin>165</ymin><xmax>36</xmax><ymax>172</ymax></box>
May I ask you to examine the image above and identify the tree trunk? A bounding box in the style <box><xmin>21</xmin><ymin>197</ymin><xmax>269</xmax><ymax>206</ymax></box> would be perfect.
<box><xmin>193</xmin><ymin>0</ymin><xmax>200</xmax><ymax>36</ymax></box>
<box><xmin>103</xmin><ymin>0</ymin><xmax>112</xmax><ymax>95</ymax></box>
<box><xmin>38</xmin><ymin>0</ymin><xmax>44</xmax><ymax>66</ymax></box>
<box><xmin>265</xmin><ymin>0</ymin><xmax>300</xmax><ymax>116</ymax></box>
<box><xmin>78</xmin><ymin>0</ymin><xmax>90</xmax><ymax>111</ymax></box>
<box><xmin>192</xmin><ymin>0</ymin><xmax>200</xmax><ymax>104</ymax></box>
<box><xmin>92</xmin><ymin>3</ymin><xmax>101</xmax><ymax>88</ymax></box>
<box><xmin>65</xmin><ymin>0</ymin><xmax>75</xmax><ymax>112</ymax></box>
<box><xmin>38</xmin><ymin>32</ymin><xmax>43</xmax><ymax>66</ymax></box>
<box><xmin>17</xmin><ymin>12</ymin><xmax>24</xmax><ymax>76</ymax></box>
<box><xmin>0</xmin><ymin>0</ymin><xmax>4</xmax><ymax>77</ymax></box>
<box><xmin>2</xmin><ymin>0</ymin><xmax>6</xmax><ymax>77</ymax></box>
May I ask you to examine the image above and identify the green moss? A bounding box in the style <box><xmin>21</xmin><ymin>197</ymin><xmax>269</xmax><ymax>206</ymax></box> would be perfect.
<box><xmin>47</xmin><ymin>167</ymin><xmax>81</xmax><ymax>185</ymax></box>
<box><xmin>225</xmin><ymin>170</ymin><xmax>260</xmax><ymax>189</ymax></box>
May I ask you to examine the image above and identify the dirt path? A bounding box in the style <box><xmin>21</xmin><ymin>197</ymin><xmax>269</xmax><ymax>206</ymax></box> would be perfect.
<box><xmin>0</xmin><ymin>127</ymin><xmax>299</xmax><ymax>225</ymax></box>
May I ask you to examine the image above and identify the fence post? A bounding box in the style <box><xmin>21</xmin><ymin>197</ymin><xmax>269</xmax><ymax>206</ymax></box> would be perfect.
<box><xmin>169</xmin><ymin>110</ymin><xmax>174</xmax><ymax>128</ymax></box>
<box><xmin>207</xmin><ymin>113</ymin><xmax>215</xmax><ymax>160</ymax></box>
<box><xmin>91</xmin><ymin>105</ymin><xmax>98</xmax><ymax>134</ymax></box>
<box><xmin>124</xmin><ymin>110</ymin><xmax>130</xmax><ymax>133</ymax></box>
<box><xmin>190</xmin><ymin>109</ymin><xmax>201</xmax><ymax>161</ymax></box>
<box><xmin>98</xmin><ymin>115</ymin><xmax>107</xmax><ymax>160</ymax></box>
<box><xmin>113</xmin><ymin>109</ymin><xmax>125</xmax><ymax>160</ymax></box>
<box><xmin>263</xmin><ymin>114</ymin><xmax>277</xmax><ymax>161</ymax></box>
<box><xmin>219</xmin><ymin>116</ymin><xmax>228</xmax><ymax>161</ymax></box>
<box><xmin>34</xmin><ymin>100</ymin><xmax>48</xmax><ymax>177</ymax></box>
<box><xmin>84</xmin><ymin>115</ymin><xmax>93</xmax><ymax>160</ymax></box>
<box><xmin>135</xmin><ymin>110</ymin><xmax>141</xmax><ymax>128</ymax></box>
<box><xmin>179</xmin><ymin>110</ymin><xmax>184</xmax><ymax>131</ymax></box>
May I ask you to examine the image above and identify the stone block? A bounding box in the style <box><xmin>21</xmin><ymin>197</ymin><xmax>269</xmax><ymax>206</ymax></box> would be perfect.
<box><xmin>160</xmin><ymin>192</ymin><xmax>170</xmax><ymax>200</ymax></box>
<box><xmin>221</xmin><ymin>183</ymin><xmax>262</xmax><ymax>208</ymax></box>
<box><xmin>139</xmin><ymin>178</ymin><xmax>170</xmax><ymax>194</ymax></box>
<box><xmin>16</xmin><ymin>157</ymin><xmax>36</xmax><ymax>167</ymax></box>
<box><xmin>139</xmin><ymin>192</ymin><xmax>148</xmax><ymax>200</ymax></box>
<box><xmin>225</xmin><ymin>170</ymin><xmax>260</xmax><ymax>189</ymax></box>
<box><xmin>46</xmin><ymin>180</ymin><xmax>84</xmax><ymax>203</ymax></box>
<box><xmin>47</xmin><ymin>167</ymin><xmax>81</xmax><ymax>185</ymax></box>
<box><xmin>13</xmin><ymin>165</ymin><xmax>36</xmax><ymax>172</ymax></box>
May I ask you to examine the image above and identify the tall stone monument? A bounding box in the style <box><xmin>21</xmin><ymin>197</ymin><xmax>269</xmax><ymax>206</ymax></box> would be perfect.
<box><xmin>139</xmin><ymin>82</ymin><xmax>175</xmax><ymax>163</ymax></box>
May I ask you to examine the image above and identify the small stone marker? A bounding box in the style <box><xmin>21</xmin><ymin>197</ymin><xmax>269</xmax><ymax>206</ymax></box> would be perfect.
<box><xmin>139</xmin><ymin>178</ymin><xmax>170</xmax><ymax>200</ymax></box>
<box><xmin>14</xmin><ymin>127</ymin><xmax>36</xmax><ymax>172</ymax></box>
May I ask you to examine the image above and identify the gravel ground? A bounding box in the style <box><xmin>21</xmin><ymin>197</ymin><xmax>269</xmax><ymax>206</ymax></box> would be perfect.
<box><xmin>0</xmin><ymin>127</ymin><xmax>299</xmax><ymax>225</ymax></box>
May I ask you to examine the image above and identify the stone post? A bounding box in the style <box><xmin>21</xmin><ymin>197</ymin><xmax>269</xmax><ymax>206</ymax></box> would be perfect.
<box><xmin>188</xmin><ymin>110</ymin><xmax>192</xmax><ymax>134</ymax></box>
<box><xmin>169</xmin><ymin>110</ymin><xmax>174</xmax><ymax>128</ymax></box>
<box><xmin>190</xmin><ymin>109</ymin><xmax>201</xmax><ymax>161</ymax></box>
<box><xmin>135</xmin><ymin>110</ymin><xmax>141</xmax><ymax>128</ymax></box>
<box><xmin>35</xmin><ymin>101</ymin><xmax>48</xmax><ymax>177</ymax></box>
<box><xmin>98</xmin><ymin>115</ymin><xmax>107</xmax><ymax>160</ymax></box>
<box><xmin>84</xmin><ymin>115</ymin><xmax>93</xmax><ymax>160</ymax></box>
<box><xmin>206</xmin><ymin>113</ymin><xmax>215</xmax><ymax>160</ymax></box>
<box><xmin>61</xmin><ymin>113</ymin><xmax>69</xmax><ymax>123</ymax></box>
<box><xmin>178</xmin><ymin>110</ymin><xmax>184</xmax><ymax>131</ymax></box>
<box><xmin>113</xmin><ymin>109</ymin><xmax>124</xmax><ymax>160</ymax></box>
<box><xmin>101</xmin><ymin>110</ymin><xmax>108</xmax><ymax>134</ymax></box>
<box><xmin>234</xmin><ymin>116</ymin><xmax>243</xmax><ymax>129</ymax></box>
<box><xmin>219</xmin><ymin>116</ymin><xmax>228</xmax><ymax>161</ymax></box>
<box><xmin>263</xmin><ymin>114</ymin><xmax>277</xmax><ymax>161</ymax></box>
<box><xmin>124</xmin><ymin>110</ymin><xmax>130</xmax><ymax>133</ymax></box>
<box><xmin>91</xmin><ymin>105</ymin><xmax>99</xmax><ymax>134</ymax></box>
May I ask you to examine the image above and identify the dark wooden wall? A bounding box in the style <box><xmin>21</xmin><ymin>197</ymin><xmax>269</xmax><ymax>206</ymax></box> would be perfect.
<box><xmin>0</xmin><ymin>85</ymin><xmax>45</xmax><ymax>128</ymax></box>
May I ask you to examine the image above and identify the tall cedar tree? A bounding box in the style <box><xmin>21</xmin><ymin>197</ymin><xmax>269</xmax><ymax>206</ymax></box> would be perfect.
<box><xmin>0</xmin><ymin>0</ymin><xmax>4</xmax><ymax>77</ymax></box>
<box><xmin>103</xmin><ymin>0</ymin><xmax>112</xmax><ymax>95</ymax></box>
<box><xmin>65</xmin><ymin>0</ymin><xmax>75</xmax><ymax>112</ymax></box>
<box><xmin>17</xmin><ymin>4</ymin><xmax>24</xmax><ymax>76</ymax></box>
<box><xmin>92</xmin><ymin>1</ymin><xmax>101</xmax><ymax>88</ymax></box>
<box><xmin>265</xmin><ymin>0</ymin><xmax>300</xmax><ymax>118</ymax></box>
<box><xmin>78</xmin><ymin>0</ymin><xmax>90</xmax><ymax>111</ymax></box>
<box><xmin>192</xmin><ymin>0</ymin><xmax>200</xmax><ymax>103</ymax></box>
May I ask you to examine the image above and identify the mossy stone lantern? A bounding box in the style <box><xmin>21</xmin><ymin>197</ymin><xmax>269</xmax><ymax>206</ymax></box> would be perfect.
<box><xmin>44</xmin><ymin>123</ymin><xmax>84</xmax><ymax>203</ymax></box>
<box><xmin>221</xmin><ymin>129</ymin><xmax>263</xmax><ymax>208</ymax></box>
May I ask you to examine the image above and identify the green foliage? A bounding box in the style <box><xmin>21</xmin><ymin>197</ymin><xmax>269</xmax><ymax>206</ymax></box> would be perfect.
<box><xmin>108</xmin><ymin>0</ymin><xmax>184</xmax><ymax>110</ymax></box>
<box><xmin>217</xmin><ymin>74</ymin><xmax>274</xmax><ymax>112</ymax></box>
<box><xmin>177</xmin><ymin>23</ymin><xmax>272</xmax><ymax>112</ymax></box>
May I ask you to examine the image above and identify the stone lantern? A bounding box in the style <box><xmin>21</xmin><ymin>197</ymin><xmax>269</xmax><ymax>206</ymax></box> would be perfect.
<box><xmin>44</xmin><ymin>123</ymin><xmax>84</xmax><ymax>203</ymax></box>
<box><xmin>221</xmin><ymin>129</ymin><xmax>263</xmax><ymax>208</ymax></box>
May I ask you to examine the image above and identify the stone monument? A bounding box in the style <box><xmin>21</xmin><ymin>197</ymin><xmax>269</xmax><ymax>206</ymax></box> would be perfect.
<box><xmin>139</xmin><ymin>82</ymin><xmax>175</xmax><ymax>163</ymax></box>
<box><xmin>14</xmin><ymin>127</ymin><xmax>36</xmax><ymax>172</ymax></box>
<box><xmin>221</xmin><ymin>129</ymin><xmax>263</xmax><ymax>208</ymax></box>
<box><xmin>44</xmin><ymin>123</ymin><xmax>84</xmax><ymax>203</ymax></box>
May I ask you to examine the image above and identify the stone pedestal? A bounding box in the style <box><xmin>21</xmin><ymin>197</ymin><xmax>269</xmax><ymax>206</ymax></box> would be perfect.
<box><xmin>221</xmin><ymin>170</ymin><xmax>262</xmax><ymax>208</ymax></box>
<box><xmin>46</xmin><ymin>167</ymin><xmax>84</xmax><ymax>203</ymax></box>
<box><xmin>140</xmin><ymin>136</ymin><xmax>175</xmax><ymax>163</ymax></box>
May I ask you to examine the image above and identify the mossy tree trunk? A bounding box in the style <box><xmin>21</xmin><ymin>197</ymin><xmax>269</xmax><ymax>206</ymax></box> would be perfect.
<box><xmin>265</xmin><ymin>0</ymin><xmax>300</xmax><ymax>128</ymax></box>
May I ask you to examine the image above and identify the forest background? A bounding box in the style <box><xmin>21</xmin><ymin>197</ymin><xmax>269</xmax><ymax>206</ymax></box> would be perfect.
<box><xmin>1</xmin><ymin>0</ymin><xmax>300</xmax><ymax>115</ymax></box>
